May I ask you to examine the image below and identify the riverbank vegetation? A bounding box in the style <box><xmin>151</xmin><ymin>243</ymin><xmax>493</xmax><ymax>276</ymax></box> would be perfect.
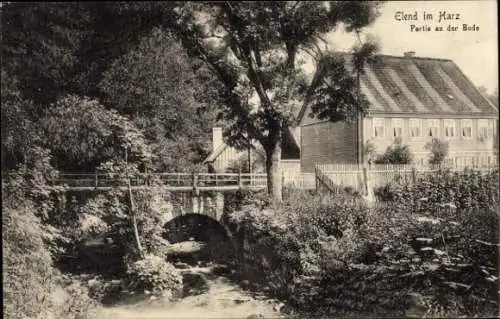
<box><xmin>227</xmin><ymin>169</ymin><xmax>499</xmax><ymax>317</ymax></box>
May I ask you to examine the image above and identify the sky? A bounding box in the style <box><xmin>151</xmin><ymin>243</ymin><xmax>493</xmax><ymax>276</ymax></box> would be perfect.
<box><xmin>320</xmin><ymin>0</ymin><xmax>498</xmax><ymax>93</ymax></box>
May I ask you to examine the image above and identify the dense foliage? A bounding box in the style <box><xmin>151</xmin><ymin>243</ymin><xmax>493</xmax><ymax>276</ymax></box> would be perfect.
<box><xmin>374</xmin><ymin>137</ymin><xmax>413</xmax><ymax>164</ymax></box>
<box><xmin>40</xmin><ymin>95</ymin><xmax>153</xmax><ymax>171</ymax></box>
<box><xmin>425</xmin><ymin>138</ymin><xmax>449</xmax><ymax>165</ymax></box>
<box><xmin>99</xmin><ymin>27</ymin><xmax>220</xmax><ymax>171</ymax></box>
<box><xmin>229</xmin><ymin>169</ymin><xmax>499</xmax><ymax>317</ymax></box>
<box><xmin>2</xmin><ymin>168</ymin><xmax>98</xmax><ymax>319</ymax></box>
<box><xmin>126</xmin><ymin>254</ymin><xmax>182</xmax><ymax>298</ymax></box>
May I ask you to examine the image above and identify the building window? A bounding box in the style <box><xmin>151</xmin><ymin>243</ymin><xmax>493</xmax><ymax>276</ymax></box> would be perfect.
<box><xmin>409</xmin><ymin>118</ymin><xmax>421</xmax><ymax>138</ymax></box>
<box><xmin>477</xmin><ymin>119</ymin><xmax>493</xmax><ymax>139</ymax></box>
<box><xmin>373</xmin><ymin>118</ymin><xmax>385</xmax><ymax>138</ymax></box>
<box><xmin>461</xmin><ymin>119</ymin><xmax>473</xmax><ymax>140</ymax></box>
<box><xmin>392</xmin><ymin>118</ymin><xmax>403</xmax><ymax>138</ymax></box>
<box><xmin>444</xmin><ymin>119</ymin><xmax>456</xmax><ymax>139</ymax></box>
<box><xmin>427</xmin><ymin>119</ymin><xmax>439</xmax><ymax>138</ymax></box>
<box><xmin>478</xmin><ymin>119</ymin><xmax>489</xmax><ymax>139</ymax></box>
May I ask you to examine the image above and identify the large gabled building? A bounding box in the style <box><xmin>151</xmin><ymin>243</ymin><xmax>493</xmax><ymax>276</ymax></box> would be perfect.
<box><xmin>298</xmin><ymin>51</ymin><xmax>498</xmax><ymax>172</ymax></box>
<box><xmin>204</xmin><ymin>51</ymin><xmax>499</xmax><ymax>174</ymax></box>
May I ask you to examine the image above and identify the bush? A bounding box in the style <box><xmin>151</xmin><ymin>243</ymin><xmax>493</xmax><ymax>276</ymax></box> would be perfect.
<box><xmin>375</xmin><ymin>138</ymin><xmax>413</xmax><ymax>164</ymax></box>
<box><xmin>56</xmin><ymin>277</ymin><xmax>99</xmax><ymax>319</ymax></box>
<box><xmin>223</xmin><ymin>189</ymin><xmax>269</xmax><ymax>214</ymax></box>
<box><xmin>392</xmin><ymin>168</ymin><xmax>498</xmax><ymax>212</ymax></box>
<box><xmin>3</xmin><ymin>200</ymin><xmax>99</xmax><ymax>319</ymax></box>
<box><xmin>227</xmin><ymin>172</ymin><xmax>499</xmax><ymax>317</ymax></box>
<box><xmin>425</xmin><ymin>138</ymin><xmax>449</xmax><ymax>165</ymax></box>
<box><xmin>125</xmin><ymin>254</ymin><xmax>182</xmax><ymax>297</ymax></box>
<box><xmin>229</xmin><ymin>192</ymin><xmax>372</xmax><ymax>305</ymax></box>
<box><xmin>70</xmin><ymin>162</ymin><xmax>175</xmax><ymax>274</ymax></box>
<box><xmin>3</xmin><ymin>203</ymin><xmax>56</xmax><ymax>319</ymax></box>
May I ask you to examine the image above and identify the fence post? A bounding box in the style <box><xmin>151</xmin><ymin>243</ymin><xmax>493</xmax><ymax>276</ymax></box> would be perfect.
<box><xmin>281</xmin><ymin>170</ymin><xmax>285</xmax><ymax>190</ymax></box>
<box><xmin>362</xmin><ymin>166</ymin><xmax>368</xmax><ymax>196</ymax></box>
<box><xmin>315</xmin><ymin>167</ymin><xmax>319</xmax><ymax>192</ymax></box>
<box><xmin>94</xmin><ymin>170</ymin><xmax>98</xmax><ymax>188</ymax></box>
<box><xmin>411</xmin><ymin>167</ymin><xmax>417</xmax><ymax>184</ymax></box>
<box><xmin>238</xmin><ymin>169</ymin><xmax>242</xmax><ymax>188</ymax></box>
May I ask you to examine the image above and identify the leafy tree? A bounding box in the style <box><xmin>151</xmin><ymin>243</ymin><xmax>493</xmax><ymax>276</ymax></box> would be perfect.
<box><xmin>1</xmin><ymin>2</ymin><xmax>180</xmax><ymax>105</ymax></box>
<box><xmin>174</xmin><ymin>1</ymin><xmax>382</xmax><ymax>200</ymax></box>
<box><xmin>99</xmin><ymin>27</ymin><xmax>221</xmax><ymax>171</ymax></box>
<box><xmin>70</xmin><ymin>2</ymin><xmax>180</xmax><ymax>99</ymax></box>
<box><xmin>375</xmin><ymin>138</ymin><xmax>413</xmax><ymax>165</ymax></box>
<box><xmin>1</xmin><ymin>2</ymin><xmax>92</xmax><ymax>108</ymax></box>
<box><xmin>425</xmin><ymin>138</ymin><xmax>449</xmax><ymax>166</ymax></box>
<box><xmin>1</xmin><ymin>70</ymin><xmax>40</xmax><ymax>169</ymax></box>
<box><xmin>39</xmin><ymin>95</ymin><xmax>153</xmax><ymax>172</ymax></box>
<box><xmin>478</xmin><ymin>86</ymin><xmax>498</xmax><ymax>106</ymax></box>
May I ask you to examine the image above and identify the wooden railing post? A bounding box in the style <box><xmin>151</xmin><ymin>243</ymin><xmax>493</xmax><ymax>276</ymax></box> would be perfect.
<box><xmin>94</xmin><ymin>170</ymin><xmax>98</xmax><ymax>188</ymax></box>
<box><xmin>411</xmin><ymin>167</ymin><xmax>417</xmax><ymax>184</ymax></box>
<box><xmin>192</xmin><ymin>171</ymin><xmax>198</xmax><ymax>192</ymax></box>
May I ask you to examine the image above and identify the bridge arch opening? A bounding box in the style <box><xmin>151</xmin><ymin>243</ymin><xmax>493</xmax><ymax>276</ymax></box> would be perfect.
<box><xmin>163</xmin><ymin>213</ymin><xmax>236</xmax><ymax>265</ymax></box>
<box><xmin>164</xmin><ymin>213</ymin><xmax>230</xmax><ymax>244</ymax></box>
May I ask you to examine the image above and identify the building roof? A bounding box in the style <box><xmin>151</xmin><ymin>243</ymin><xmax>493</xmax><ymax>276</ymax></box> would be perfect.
<box><xmin>299</xmin><ymin>53</ymin><xmax>498</xmax><ymax>124</ymax></box>
<box><xmin>203</xmin><ymin>127</ymin><xmax>300</xmax><ymax>165</ymax></box>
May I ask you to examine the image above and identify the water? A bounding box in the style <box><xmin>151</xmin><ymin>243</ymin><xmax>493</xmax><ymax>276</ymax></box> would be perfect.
<box><xmin>98</xmin><ymin>241</ymin><xmax>285</xmax><ymax>319</ymax></box>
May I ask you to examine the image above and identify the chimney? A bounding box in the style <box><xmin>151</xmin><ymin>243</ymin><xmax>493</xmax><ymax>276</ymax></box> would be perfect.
<box><xmin>212</xmin><ymin>127</ymin><xmax>223</xmax><ymax>151</ymax></box>
<box><xmin>404</xmin><ymin>51</ymin><xmax>416</xmax><ymax>58</ymax></box>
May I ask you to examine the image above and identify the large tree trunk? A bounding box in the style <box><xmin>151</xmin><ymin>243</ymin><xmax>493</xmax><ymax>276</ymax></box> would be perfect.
<box><xmin>265</xmin><ymin>134</ymin><xmax>283</xmax><ymax>202</ymax></box>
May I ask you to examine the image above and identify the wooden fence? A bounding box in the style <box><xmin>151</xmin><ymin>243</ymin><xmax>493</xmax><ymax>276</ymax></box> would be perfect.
<box><xmin>316</xmin><ymin>163</ymin><xmax>496</xmax><ymax>192</ymax></box>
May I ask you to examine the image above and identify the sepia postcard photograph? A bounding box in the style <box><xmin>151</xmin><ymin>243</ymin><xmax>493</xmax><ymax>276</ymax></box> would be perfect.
<box><xmin>2</xmin><ymin>1</ymin><xmax>498</xmax><ymax>318</ymax></box>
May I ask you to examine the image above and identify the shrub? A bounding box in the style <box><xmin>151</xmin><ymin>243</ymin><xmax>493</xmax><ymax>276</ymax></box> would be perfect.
<box><xmin>229</xmin><ymin>192</ymin><xmax>372</xmax><ymax>305</ymax></box>
<box><xmin>227</xmin><ymin>172</ymin><xmax>499</xmax><ymax>317</ymax></box>
<box><xmin>392</xmin><ymin>168</ymin><xmax>498</xmax><ymax>212</ymax></box>
<box><xmin>223</xmin><ymin>189</ymin><xmax>269</xmax><ymax>214</ymax></box>
<box><xmin>425</xmin><ymin>138</ymin><xmax>449</xmax><ymax>165</ymax></box>
<box><xmin>375</xmin><ymin>138</ymin><xmax>413</xmax><ymax>164</ymax></box>
<box><xmin>125</xmin><ymin>254</ymin><xmax>182</xmax><ymax>297</ymax></box>
<box><xmin>3</xmin><ymin>202</ymin><xmax>56</xmax><ymax>319</ymax></box>
<box><xmin>56</xmin><ymin>277</ymin><xmax>99</xmax><ymax>319</ymax></box>
<box><xmin>70</xmin><ymin>161</ymin><xmax>175</xmax><ymax>275</ymax></box>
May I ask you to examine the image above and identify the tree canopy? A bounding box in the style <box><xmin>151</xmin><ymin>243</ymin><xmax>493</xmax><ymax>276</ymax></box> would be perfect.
<box><xmin>99</xmin><ymin>27</ymin><xmax>220</xmax><ymax>171</ymax></box>
<box><xmin>173</xmin><ymin>1</ymin><xmax>383</xmax><ymax>199</ymax></box>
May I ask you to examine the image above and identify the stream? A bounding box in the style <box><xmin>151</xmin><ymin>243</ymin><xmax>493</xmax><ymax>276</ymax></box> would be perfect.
<box><xmin>98</xmin><ymin>241</ymin><xmax>285</xmax><ymax>319</ymax></box>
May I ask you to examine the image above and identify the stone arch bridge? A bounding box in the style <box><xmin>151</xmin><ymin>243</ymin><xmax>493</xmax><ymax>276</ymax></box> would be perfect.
<box><xmin>56</xmin><ymin>172</ymin><xmax>267</xmax><ymax>242</ymax></box>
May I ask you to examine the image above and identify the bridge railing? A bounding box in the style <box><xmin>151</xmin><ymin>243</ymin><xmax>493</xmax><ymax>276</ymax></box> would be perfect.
<box><xmin>53</xmin><ymin>172</ymin><xmax>268</xmax><ymax>190</ymax></box>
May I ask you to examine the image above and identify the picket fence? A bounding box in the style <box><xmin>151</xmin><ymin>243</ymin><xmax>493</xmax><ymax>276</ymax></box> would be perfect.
<box><xmin>315</xmin><ymin>163</ymin><xmax>496</xmax><ymax>191</ymax></box>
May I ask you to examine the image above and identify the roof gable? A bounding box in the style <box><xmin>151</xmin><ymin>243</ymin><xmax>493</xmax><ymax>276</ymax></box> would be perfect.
<box><xmin>298</xmin><ymin>53</ymin><xmax>497</xmax><ymax>125</ymax></box>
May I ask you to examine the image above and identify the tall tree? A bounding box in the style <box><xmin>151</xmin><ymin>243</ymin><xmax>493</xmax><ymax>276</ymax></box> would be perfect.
<box><xmin>39</xmin><ymin>95</ymin><xmax>152</xmax><ymax>172</ymax></box>
<box><xmin>1</xmin><ymin>70</ymin><xmax>40</xmax><ymax>169</ymax></box>
<box><xmin>479</xmin><ymin>86</ymin><xmax>499</xmax><ymax>106</ymax></box>
<box><xmin>173</xmin><ymin>1</ymin><xmax>382</xmax><ymax>200</ymax></box>
<box><xmin>99</xmin><ymin>28</ymin><xmax>221</xmax><ymax>171</ymax></box>
<box><xmin>70</xmin><ymin>2</ymin><xmax>179</xmax><ymax>99</ymax></box>
<box><xmin>1</xmin><ymin>2</ymin><xmax>92</xmax><ymax>108</ymax></box>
